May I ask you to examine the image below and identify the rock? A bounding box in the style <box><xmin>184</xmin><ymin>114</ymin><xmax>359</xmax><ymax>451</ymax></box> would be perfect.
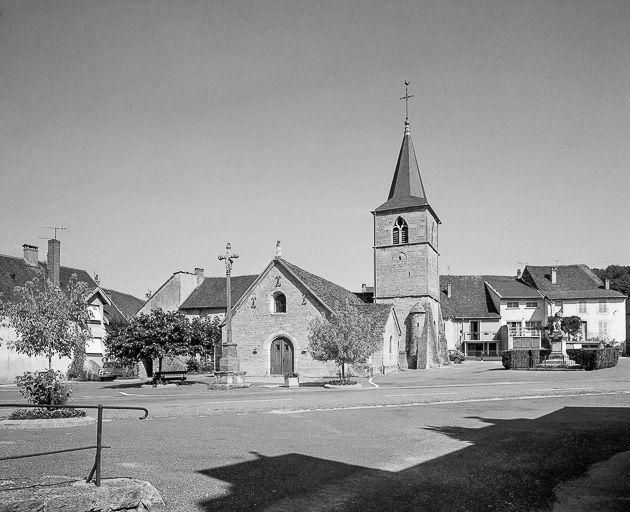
<box><xmin>0</xmin><ymin>478</ymin><xmax>164</xmax><ymax>512</ymax></box>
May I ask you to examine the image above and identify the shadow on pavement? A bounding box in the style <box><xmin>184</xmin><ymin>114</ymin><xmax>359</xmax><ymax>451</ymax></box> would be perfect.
<box><xmin>196</xmin><ymin>406</ymin><xmax>630</xmax><ymax>511</ymax></box>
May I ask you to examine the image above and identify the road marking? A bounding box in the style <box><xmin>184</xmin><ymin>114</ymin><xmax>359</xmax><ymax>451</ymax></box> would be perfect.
<box><xmin>205</xmin><ymin>399</ymin><xmax>294</xmax><ymax>404</ymax></box>
<box><xmin>533</xmin><ymin>387</ymin><xmax>594</xmax><ymax>391</ymax></box>
<box><xmin>381</xmin><ymin>392</ymin><xmax>457</xmax><ymax>397</ymax></box>
<box><xmin>268</xmin><ymin>391</ymin><xmax>625</xmax><ymax>415</ymax></box>
<box><xmin>380</xmin><ymin>381</ymin><xmax>545</xmax><ymax>391</ymax></box>
<box><xmin>367</xmin><ymin>378</ymin><xmax>379</xmax><ymax>388</ymax></box>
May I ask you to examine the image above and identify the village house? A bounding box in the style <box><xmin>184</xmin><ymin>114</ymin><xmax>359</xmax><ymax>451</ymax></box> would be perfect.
<box><xmin>440</xmin><ymin>265</ymin><xmax>627</xmax><ymax>357</ymax></box>
<box><xmin>0</xmin><ymin>240</ymin><xmax>143</xmax><ymax>384</ymax></box>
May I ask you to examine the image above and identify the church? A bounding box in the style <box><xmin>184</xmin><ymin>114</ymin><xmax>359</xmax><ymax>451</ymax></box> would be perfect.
<box><xmin>212</xmin><ymin>114</ymin><xmax>449</xmax><ymax>377</ymax></box>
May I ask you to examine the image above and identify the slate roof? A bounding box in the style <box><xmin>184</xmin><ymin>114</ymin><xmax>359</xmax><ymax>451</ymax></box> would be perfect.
<box><xmin>103</xmin><ymin>288</ymin><xmax>145</xmax><ymax>323</ymax></box>
<box><xmin>484</xmin><ymin>276</ymin><xmax>542</xmax><ymax>299</ymax></box>
<box><xmin>439</xmin><ymin>275</ymin><xmax>500</xmax><ymax>319</ymax></box>
<box><xmin>374</xmin><ymin>125</ymin><xmax>440</xmax><ymax>222</ymax></box>
<box><xmin>0</xmin><ymin>253</ymin><xmax>97</xmax><ymax>303</ymax></box>
<box><xmin>179</xmin><ymin>275</ymin><xmax>258</xmax><ymax>310</ymax></box>
<box><xmin>357</xmin><ymin>303</ymin><xmax>398</xmax><ymax>333</ymax></box>
<box><xmin>522</xmin><ymin>265</ymin><xmax>626</xmax><ymax>300</ymax></box>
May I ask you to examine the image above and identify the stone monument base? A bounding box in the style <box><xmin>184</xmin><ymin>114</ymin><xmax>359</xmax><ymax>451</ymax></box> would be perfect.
<box><xmin>208</xmin><ymin>371</ymin><xmax>251</xmax><ymax>389</ymax></box>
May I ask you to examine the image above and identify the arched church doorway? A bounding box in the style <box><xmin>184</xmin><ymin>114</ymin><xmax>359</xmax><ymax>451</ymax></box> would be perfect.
<box><xmin>270</xmin><ymin>337</ymin><xmax>294</xmax><ymax>375</ymax></box>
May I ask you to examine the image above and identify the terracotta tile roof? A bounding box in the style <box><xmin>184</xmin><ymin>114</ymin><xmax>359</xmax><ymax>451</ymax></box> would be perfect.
<box><xmin>179</xmin><ymin>275</ymin><xmax>258</xmax><ymax>310</ymax></box>
<box><xmin>522</xmin><ymin>265</ymin><xmax>626</xmax><ymax>300</ymax></box>
<box><xmin>103</xmin><ymin>288</ymin><xmax>144</xmax><ymax>323</ymax></box>
<box><xmin>484</xmin><ymin>276</ymin><xmax>542</xmax><ymax>299</ymax></box>
<box><xmin>0</xmin><ymin>253</ymin><xmax>96</xmax><ymax>303</ymax></box>
<box><xmin>439</xmin><ymin>275</ymin><xmax>501</xmax><ymax>319</ymax></box>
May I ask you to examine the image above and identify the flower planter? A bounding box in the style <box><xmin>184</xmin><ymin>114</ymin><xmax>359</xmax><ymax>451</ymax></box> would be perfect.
<box><xmin>284</xmin><ymin>377</ymin><xmax>299</xmax><ymax>388</ymax></box>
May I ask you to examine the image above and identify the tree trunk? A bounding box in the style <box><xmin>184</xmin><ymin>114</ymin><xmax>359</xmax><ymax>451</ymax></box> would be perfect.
<box><xmin>341</xmin><ymin>362</ymin><xmax>345</xmax><ymax>380</ymax></box>
<box><xmin>158</xmin><ymin>357</ymin><xmax>163</xmax><ymax>382</ymax></box>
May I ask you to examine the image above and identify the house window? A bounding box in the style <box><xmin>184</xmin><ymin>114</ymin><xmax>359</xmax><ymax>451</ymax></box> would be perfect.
<box><xmin>578</xmin><ymin>301</ymin><xmax>587</xmax><ymax>314</ymax></box>
<box><xmin>525</xmin><ymin>301</ymin><xmax>538</xmax><ymax>308</ymax></box>
<box><xmin>89</xmin><ymin>305</ymin><xmax>102</xmax><ymax>323</ymax></box>
<box><xmin>554</xmin><ymin>301</ymin><xmax>563</xmax><ymax>313</ymax></box>
<box><xmin>598</xmin><ymin>300</ymin><xmax>607</xmax><ymax>313</ymax></box>
<box><xmin>506</xmin><ymin>301</ymin><xmax>519</xmax><ymax>309</ymax></box>
<box><xmin>271</xmin><ymin>292</ymin><xmax>286</xmax><ymax>313</ymax></box>
<box><xmin>507</xmin><ymin>321</ymin><xmax>521</xmax><ymax>335</ymax></box>
<box><xmin>392</xmin><ymin>217</ymin><xmax>408</xmax><ymax>245</ymax></box>
<box><xmin>598</xmin><ymin>320</ymin><xmax>608</xmax><ymax>337</ymax></box>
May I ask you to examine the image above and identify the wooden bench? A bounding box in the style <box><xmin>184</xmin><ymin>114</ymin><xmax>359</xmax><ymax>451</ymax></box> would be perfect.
<box><xmin>153</xmin><ymin>370</ymin><xmax>187</xmax><ymax>384</ymax></box>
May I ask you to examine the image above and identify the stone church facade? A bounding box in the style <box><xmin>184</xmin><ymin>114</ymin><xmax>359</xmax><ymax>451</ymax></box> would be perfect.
<box><xmin>215</xmin><ymin>116</ymin><xmax>448</xmax><ymax>377</ymax></box>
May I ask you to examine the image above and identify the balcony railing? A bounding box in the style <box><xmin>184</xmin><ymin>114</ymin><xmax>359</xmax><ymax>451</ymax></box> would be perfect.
<box><xmin>462</xmin><ymin>332</ymin><xmax>498</xmax><ymax>342</ymax></box>
<box><xmin>509</xmin><ymin>328</ymin><xmax>542</xmax><ymax>337</ymax></box>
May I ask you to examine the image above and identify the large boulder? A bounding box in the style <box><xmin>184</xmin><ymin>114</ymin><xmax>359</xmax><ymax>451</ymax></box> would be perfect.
<box><xmin>0</xmin><ymin>478</ymin><xmax>164</xmax><ymax>512</ymax></box>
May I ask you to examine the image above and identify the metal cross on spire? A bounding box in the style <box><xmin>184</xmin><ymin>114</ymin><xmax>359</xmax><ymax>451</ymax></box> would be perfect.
<box><xmin>400</xmin><ymin>80</ymin><xmax>414</xmax><ymax>121</ymax></box>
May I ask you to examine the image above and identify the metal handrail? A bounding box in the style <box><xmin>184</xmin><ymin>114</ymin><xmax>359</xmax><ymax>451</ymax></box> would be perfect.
<box><xmin>0</xmin><ymin>403</ymin><xmax>148</xmax><ymax>486</ymax></box>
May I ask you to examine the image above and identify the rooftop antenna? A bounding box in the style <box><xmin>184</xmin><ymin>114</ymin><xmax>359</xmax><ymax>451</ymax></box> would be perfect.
<box><xmin>447</xmin><ymin>265</ymin><xmax>451</xmax><ymax>277</ymax></box>
<box><xmin>39</xmin><ymin>226</ymin><xmax>67</xmax><ymax>240</ymax></box>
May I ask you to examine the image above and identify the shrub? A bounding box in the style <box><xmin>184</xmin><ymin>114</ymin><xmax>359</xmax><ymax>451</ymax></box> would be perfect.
<box><xmin>15</xmin><ymin>370</ymin><xmax>72</xmax><ymax>405</ymax></box>
<box><xmin>327</xmin><ymin>379</ymin><xmax>357</xmax><ymax>386</ymax></box>
<box><xmin>566</xmin><ymin>348</ymin><xmax>620</xmax><ymax>371</ymax></box>
<box><xmin>501</xmin><ymin>350</ymin><xmax>551</xmax><ymax>369</ymax></box>
<box><xmin>284</xmin><ymin>372</ymin><xmax>299</xmax><ymax>378</ymax></box>
<box><xmin>8</xmin><ymin>408</ymin><xmax>86</xmax><ymax>420</ymax></box>
<box><xmin>186</xmin><ymin>357</ymin><xmax>200</xmax><ymax>373</ymax></box>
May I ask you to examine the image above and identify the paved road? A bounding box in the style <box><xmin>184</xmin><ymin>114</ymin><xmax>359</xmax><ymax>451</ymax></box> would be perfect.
<box><xmin>1</xmin><ymin>360</ymin><xmax>629</xmax><ymax>511</ymax></box>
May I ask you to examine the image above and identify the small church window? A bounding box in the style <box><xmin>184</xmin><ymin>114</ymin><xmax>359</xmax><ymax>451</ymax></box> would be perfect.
<box><xmin>272</xmin><ymin>292</ymin><xmax>286</xmax><ymax>313</ymax></box>
<box><xmin>393</xmin><ymin>217</ymin><xmax>408</xmax><ymax>245</ymax></box>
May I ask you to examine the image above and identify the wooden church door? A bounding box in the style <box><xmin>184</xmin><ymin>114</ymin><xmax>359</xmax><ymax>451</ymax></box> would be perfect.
<box><xmin>270</xmin><ymin>337</ymin><xmax>294</xmax><ymax>375</ymax></box>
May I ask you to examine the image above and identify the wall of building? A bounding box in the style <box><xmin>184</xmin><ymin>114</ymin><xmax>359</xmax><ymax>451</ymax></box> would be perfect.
<box><xmin>226</xmin><ymin>263</ymin><xmax>339</xmax><ymax>377</ymax></box>
<box><xmin>137</xmin><ymin>272</ymin><xmax>197</xmax><ymax>315</ymax></box>
<box><xmin>499</xmin><ymin>299</ymin><xmax>545</xmax><ymax>327</ymax></box>
<box><xmin>373</xmin><ymin>209</ymin><xmax>440</xmax><ymax>302</ymax></box>
<box><xmin>546</xmin><ymin>298</ymin><xmax>626</xmax><ymax>342</ymax></box>
<box><xmin>0</xmin><ymin>325</ymin><xmax>71</xmax><ymax>384</ymax></box>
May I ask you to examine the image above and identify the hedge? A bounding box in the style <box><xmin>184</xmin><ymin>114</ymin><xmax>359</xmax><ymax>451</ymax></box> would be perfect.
<box><xmin>566</xmin><ymin>348</ymin><xmax>620</xmax><ymax>371</ymax></box>
<box><xmin>502</xmin><ymin>349</ymin><xmax>551</xmax><ymax>369</ymax></box>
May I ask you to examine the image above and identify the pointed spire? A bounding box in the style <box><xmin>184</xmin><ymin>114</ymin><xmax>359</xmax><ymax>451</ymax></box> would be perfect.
<box><xmin>374</xmin><ymin>117</ymin><xmax>430</xmax><ymax>213</ymax></box>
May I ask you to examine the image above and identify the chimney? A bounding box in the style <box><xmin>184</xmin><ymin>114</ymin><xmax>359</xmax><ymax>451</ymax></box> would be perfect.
<box><xmin>94</xmin><ymin>273</ymin><xmax>100</xmax><ymax>286</ymax></box>
<box><xmin>516</xmin><ymin>268</ymin><xmax>522</xmax><ymax>279</ymax></box>
<box><xmin>447</xmin><ymin>282</ymin><xmax>452</xmax><ymax>298</ymax></box>
<box><xmin>550</xmin><ymin>266</ymin><xmax>557</xmax><ymax>285</ymax></box>
<box><xmin>22</xmin><ymin>244</ymin><xmax>39</xmax><ymax>266</ymax></box>
<box><xmin>195</xmin><ymin>267</ymin><xmax>205</xmax><ymax>286</ymax></box>
<box><xmin>362</xmin><ymin>283</ymin><xmax>367</xmax><ymax>293</ymax></box>
<box><xmin>275</xmin><ymin>240</ymin><xmax>282</xmax><ymax>258</ymax></box>
<box><xmin>47</xmin><ymin>239</ymin><xmax>61</xmax><ymax>287</ymax></box>
<box><xmin>605</xmin><ymin>278</ymin><xmax>610</xmax><ymax>290</ymax></box>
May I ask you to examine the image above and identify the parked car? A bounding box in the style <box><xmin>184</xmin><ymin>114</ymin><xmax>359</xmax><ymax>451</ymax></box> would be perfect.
<box><xmin>448</xmin><ymin>349</ymin><xmax>466</xmax><ymax>364</ymax></box>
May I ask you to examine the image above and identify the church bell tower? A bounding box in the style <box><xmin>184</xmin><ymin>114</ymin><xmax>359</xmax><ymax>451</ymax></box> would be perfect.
<box><xmin>372</xmin><ymin>83</ymin><xmax>446</xmax><ymax>369</ymax></box>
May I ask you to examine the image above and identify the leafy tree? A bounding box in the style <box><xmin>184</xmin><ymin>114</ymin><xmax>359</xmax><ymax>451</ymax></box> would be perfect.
<box><xmin>592</xmin><ymin>265</ymin><xmax>630</xmax><ymax>296</ymax></box>
<box><xmin>307</xmin><ymin>302</ymin><xmax>382</xmax><ymax>380</ymax></box>
<box><xmin>104</xmin><ymin>309</ymin><xmax>192</xmax><ymax>380</ymax></box>
<box><xmin>189</xmin><ymin>315</ymin><xmax>220</xmax><ymax>364</ymax></box>
<box><xmin>561</xmin><ymin>315</ymin><xmax>583</xmax><ymax>340</ymax></box>
<box><xmin>0</xmin><ymin>273</ymin><xmax>92</xmax><ymax>370</ymax></box>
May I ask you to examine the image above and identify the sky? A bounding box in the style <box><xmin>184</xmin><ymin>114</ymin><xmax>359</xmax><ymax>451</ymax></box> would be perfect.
<box><xmin>1</xmin><ymin>0</ymin><xmax>629</xmax><ymax>299</ymax></box>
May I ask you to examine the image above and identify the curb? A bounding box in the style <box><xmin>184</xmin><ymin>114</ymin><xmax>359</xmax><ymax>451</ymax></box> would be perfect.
<box><xmin>0</xmin><ymin>416</ymin><xmax>96</xmax><ymax>430</ymax></box>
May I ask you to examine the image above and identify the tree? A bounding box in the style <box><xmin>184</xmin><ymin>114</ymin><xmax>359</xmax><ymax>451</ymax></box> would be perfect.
<box><xmin>592</xmin><ymin>265</ymin><xmax>630</xmax><ymax>296</ymax></box>
<box><xmin>0</xmin><ymin>273</ymin><xmax>92</xmax><ymax>370</ymax></box>
<box><xmin>104</xmin><ymin>309</ymin><xmax>192</xmax><ymax>380</ymax></box>
<box><xmin>307</xmin><ymin>302</ymin><xmax>382</xmax><ymax>380</ymax></box>
<box><xmin>561</xmin><ymin>315</ymin><xmax>583</xmax><ymax>340</ymax></box>
<box><xmin>189</xmin><ymin>315</ymin><xmax>220</xmax><ymax>364</ymax></box>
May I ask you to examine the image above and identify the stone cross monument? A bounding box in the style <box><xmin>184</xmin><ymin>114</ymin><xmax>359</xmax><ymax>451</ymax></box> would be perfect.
<box><xmin>213</xmin><ymin>242</ymin><xmax>249</xmax><ymax>388</ymax></box>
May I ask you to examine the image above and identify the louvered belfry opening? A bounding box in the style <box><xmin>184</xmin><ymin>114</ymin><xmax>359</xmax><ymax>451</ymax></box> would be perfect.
<box><xmin>393</xmin><ymin>217</ymin><xmax>408</xmax><ymax>245</ymax></box>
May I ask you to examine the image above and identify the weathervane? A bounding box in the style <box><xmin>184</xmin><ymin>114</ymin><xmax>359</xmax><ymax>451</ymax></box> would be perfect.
<box><xmin>400</xmin><ymin>80</ymin><xmax>414</xmax><ymax>121</ymax></box>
